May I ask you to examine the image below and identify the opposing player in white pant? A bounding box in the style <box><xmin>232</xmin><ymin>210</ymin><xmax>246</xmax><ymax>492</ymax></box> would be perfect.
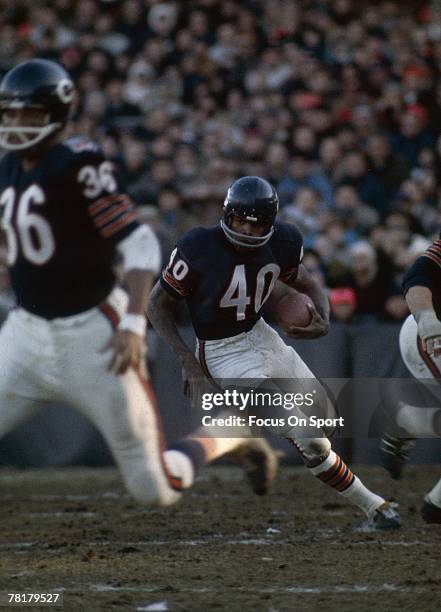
<box><xmin>0</xmin><ymin>59</ymin><xmax>272</xmax><ymax>507</ymax></box>
<box><xmin>379</xmin><ymin>238</ymin><xmax>441</xmax><ymax>523</ymax></box>
<box><xmin>148</xmin><ymin>176</ymin><xmax>400</xmax><ymax>529</ymax></box>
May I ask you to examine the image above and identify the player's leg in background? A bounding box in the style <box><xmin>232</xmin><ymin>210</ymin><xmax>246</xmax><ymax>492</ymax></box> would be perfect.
<box><xmin>380</xmin><ymin>315</ymin><xmax>441</xmax><ymax>523</ymax></box>
<box><xmin>187</xmin><ymin>428</ymin><xmax>277</xmax><ymax>496</ymax></box>
<box><xmin>396</xmin><ymin>315</ymin><xmax>441</xmax><ymax>436</ymax></box>
<box><xmin>399</xmin><ymin>314</ymin><xmax>437</xmax><ymax>380</ymax></box>
<box><xmin>0</xmin><ymin>310</ymin><xmax>53</xmax><ymax>440</ymax></box>
<box><xmin>252</xmin><ymin>319</ymin><xmax>400</xmax><ymax>527</ymax></box>
<box><xmin>422</xmin><ymin>477</ymin><xmax>441</xmax><ymax>523</ymax></box>
<box><xmin>57</xmin><ymin>309</ymin><xmax>198</xmax><ymax>507</ymax></box>
<box><xmin>378</xmin><ymin>315</ymin><xmax>441</xmax><ymax>479</ymax></box>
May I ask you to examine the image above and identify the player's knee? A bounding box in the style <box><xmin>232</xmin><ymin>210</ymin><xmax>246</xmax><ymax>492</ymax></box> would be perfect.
<box><xmin>298</xmin><ymin>438</ymin><xmax>331</xmax><ymax>466</ymax></box>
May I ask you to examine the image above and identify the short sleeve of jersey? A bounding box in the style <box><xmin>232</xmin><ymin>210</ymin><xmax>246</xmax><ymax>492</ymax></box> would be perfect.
<box><xmin>274</xmin><ymin>222</ymin><xmax>304</xmax><ymax>285</ymax></box>
<box><xmin>160</xmin><ymin>229</ymin><xmax>203</xmax><ymax>299</ymax></box>
<box><xmin>402</xmin><ymin>242</ymin><xmax>441</xmax><ymax>294</ymax></box>
<box><xmin>61</xmin><ymin>137</ymin><xmax>139</xmax><ymax>245</ymax></box>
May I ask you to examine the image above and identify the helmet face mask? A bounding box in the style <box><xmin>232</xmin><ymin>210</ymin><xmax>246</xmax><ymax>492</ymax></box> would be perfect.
<box><xmin>221</xmin><ymin>176</ymin><xmax>279</xmax><ymax>248</ymax></box>
<box><xmin>0</xmin><ymin>59</ymin><xmax>74</xmax><ymax>152</ymax></box>
<box><xmin>0</xmin><ymin>106</ymin><xmax>58</xmax><ymax>151</ymax></box>
<box><xmin>220</xmin><ymin>213</ymin><xmax>274</xmax><ymax>248</ymax></box>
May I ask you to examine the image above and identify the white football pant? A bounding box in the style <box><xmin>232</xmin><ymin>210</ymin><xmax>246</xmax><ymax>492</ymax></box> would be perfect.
<box><xmin>0</xmin><ymin>288</ymin><xmax>183</xmax><ymax>506</ymax></box>
<box><xmin>399</xmin><ymin>313</ymin><xmax>441</xmax><ymax>507</ymax></box>
<box><xmin>400</xmin><ymin>314</ymin><xmax>441</xmax><ymax>380</ymax></box>
<box><xmin>197</xmin><ymin>318</ymin><xmax>332</xmax><ymax>463</ymax></box>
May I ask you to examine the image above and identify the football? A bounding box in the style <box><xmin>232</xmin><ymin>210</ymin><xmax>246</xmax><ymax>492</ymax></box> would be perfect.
<box><xmin>276</xmin><ymin>290</ymin><xmax>314</xmax><ymax>329</ymax></box>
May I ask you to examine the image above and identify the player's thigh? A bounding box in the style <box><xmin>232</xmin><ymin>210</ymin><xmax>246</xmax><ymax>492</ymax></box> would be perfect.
<box><xmin>58</xmin><ymin>315</ymin><xmax>158</xmax><ymax>447</ymax></box>
<box><xmin>257</xmin><ymin>320</ymin><xmax>316</xmax><ymax>378</ymax></box>
<box><xmin>399</xmin><ymin>314</ymin><xmax>441</xmax><ymax>379</ymax></box>
<box><xmin>0</xmin><ymin>314</ymin><xmax>49</xmax><ymax>435</ymax></box>
<box><xmin>257</xmin><ymin>320</ymin><xmax>336</xmax><ymax>423</ymax></box>
<box><xmin>199</xmin><ymin>339</ymin><xmax>267</xmax><ymax>378</ymax></box>
<box><xmin>202</xmin><ymin>320</ymin><xmax>317</xmax><ymax>379</ymax></box>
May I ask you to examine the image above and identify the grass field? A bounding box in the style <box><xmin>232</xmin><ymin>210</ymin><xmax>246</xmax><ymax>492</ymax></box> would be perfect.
<box><xmin>1</xmin><ymin>465</ymin><xmax>440</xmax><ymax>612</ymax></box>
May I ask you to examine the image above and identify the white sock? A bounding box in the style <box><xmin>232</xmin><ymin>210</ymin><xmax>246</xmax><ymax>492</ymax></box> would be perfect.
<box><xmin>427</xmin><ymin>478</ymin><xmax>441</xmax><ymax>509</ymax></box>
<box><xmin>339</xmin><ymin>476</ymin><xmax>385</xmax><ymax>518</ymax></box>
<box><xmin>310</xmin><ymin>450</ymin><xmax>384</xmax><ymax>518</ymax></box>
<box><xmin>396</xmin><ymin>403</ymin><xmax>441</xmax><ymax>436</ymax></box>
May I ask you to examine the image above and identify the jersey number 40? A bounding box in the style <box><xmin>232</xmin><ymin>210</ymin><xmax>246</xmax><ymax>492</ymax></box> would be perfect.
<box><xmin>220</xmin><ymin>263</ymin><xmax>280</xmax><ymax>320</ymax></box>
<box><xmin>167</xmin><ymin>249</ymin><xmax>280</xmax><ymax>322</ymax></box>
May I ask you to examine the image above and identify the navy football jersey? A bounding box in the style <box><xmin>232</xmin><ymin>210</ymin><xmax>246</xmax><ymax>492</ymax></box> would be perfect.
<box><xmin>402</xmin><ymin>239</ymin><xmax>441</xmax><ymax>320</ymax></box>
<box><xmin>0</xmin><ymin>137</ymin><xmax>138</xmax><ymax>318</ymax></box>
<box><xmin>160</xmin><ymin>222</ymin><xmax>303</xmax><ymax>340</ymax></box>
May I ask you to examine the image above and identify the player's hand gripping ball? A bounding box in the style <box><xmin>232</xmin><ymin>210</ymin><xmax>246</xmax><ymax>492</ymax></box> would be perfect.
<box><xmin>276</xmin><ymin>290</ymin><xmax>314</xmax><ymax>331</ymax></box>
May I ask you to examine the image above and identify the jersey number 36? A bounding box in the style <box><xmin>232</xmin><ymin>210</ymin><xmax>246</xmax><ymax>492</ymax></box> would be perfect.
<box><xmin>0</xmin><ymin>185</ymin><xmax>54</xmax><ymax>265</ymax></box>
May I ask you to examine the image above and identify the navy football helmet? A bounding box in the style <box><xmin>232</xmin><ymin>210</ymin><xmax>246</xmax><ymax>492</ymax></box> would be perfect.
<box><xmin>221</xmin><ymin>176</ymin><xmax>279</xmax><ymax>248</ymax></box>
<box><xmin>0</xmin><ymin>59</ymin><xmax>74</xmax><ymax>151</ymax></box>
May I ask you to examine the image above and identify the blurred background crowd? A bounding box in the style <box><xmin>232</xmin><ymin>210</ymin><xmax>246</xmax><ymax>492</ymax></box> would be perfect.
<box><xmin>1</xmin><ymin>0</ymin><xmax>441</xmax><ymax>324</ymax></box>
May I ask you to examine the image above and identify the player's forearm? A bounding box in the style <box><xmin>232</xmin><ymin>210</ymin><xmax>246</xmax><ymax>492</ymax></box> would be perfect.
<box><xmin>304</xmin><ymin>283</ymin><xmax>330</xmax><ymax>322</ymax></box>
<box><xmin>115</xmin><ymin>269</ymin><xmax>154</xmax><ymax>338</ymax></box>
<box><xmin>147</xmin><ymin>283</ymin><xmax>195</xmax><ymax>364</ymax></box>
<box><xmin>123</xmin><ymin>269</ymin><xmax>154</xmax><ymax>316</ymax></box>
<box><xmin>291</xmin><ymin>270</ymin><xmax>330</xmax><ymax>322</ymax></box>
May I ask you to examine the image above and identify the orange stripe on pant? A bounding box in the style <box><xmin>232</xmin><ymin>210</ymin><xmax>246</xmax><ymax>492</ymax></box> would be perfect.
<box><xmin>99</xmin><ymin>303</ymin><xmax>120</xmax><ymax>329</ymax></box>
<box><xmin>99</xmin><ymin>300</ymin><xmax>183</xmax><ymax>492</ymax></box>
<box><xmin>198</xmin><ymin>340</ymin><xmax>213</xmax><ymax>380</ymax></box>
<box><xmin>135</xmin><ymin>372</ymin><xmax>183</xmax><ymax>492</ymax></box>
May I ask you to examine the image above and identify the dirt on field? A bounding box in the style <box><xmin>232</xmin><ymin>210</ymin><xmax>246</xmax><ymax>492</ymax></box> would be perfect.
<box><xmin>0</xmin><ymin>465</ymin><xmax>440</xmax><ymax>612</ymax></box>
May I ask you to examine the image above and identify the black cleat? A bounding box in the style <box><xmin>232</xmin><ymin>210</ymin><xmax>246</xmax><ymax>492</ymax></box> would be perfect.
<box><xmin>371</xmin><ymin>502</ymin><xmax>401</xmax><ymax>530</ymax></box>
<box><xmin>228</xmin><ymin>438</ymin><xmax>278</xmax><ymax>495</ymax></box>
<box><xmin>421</xmin><ymin>497</ymin><xmax>441</xmax><ymax>524</ymax></box>
<box><xmin>357</xmin><ymin>502</ymin><xmax>401</xmax><ymax>532</ymax></box>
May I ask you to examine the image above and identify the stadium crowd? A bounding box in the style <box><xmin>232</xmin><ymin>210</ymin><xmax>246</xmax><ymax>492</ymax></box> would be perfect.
<box><xmin>1</xmin><ymin>0</ymin><xmax>441</xmax><ymax>323</ymax></box>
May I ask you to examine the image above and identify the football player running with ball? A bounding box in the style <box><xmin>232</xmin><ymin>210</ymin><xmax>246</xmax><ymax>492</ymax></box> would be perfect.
<box><xmin>0</xmin><ymin>59</ymin><xmax>274</xmax><ymax>506</ymax></box>
<box><xmin>148</xmin><ymin>176</ymin><xmax>401</xmax><ymax>529</ymax></box>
